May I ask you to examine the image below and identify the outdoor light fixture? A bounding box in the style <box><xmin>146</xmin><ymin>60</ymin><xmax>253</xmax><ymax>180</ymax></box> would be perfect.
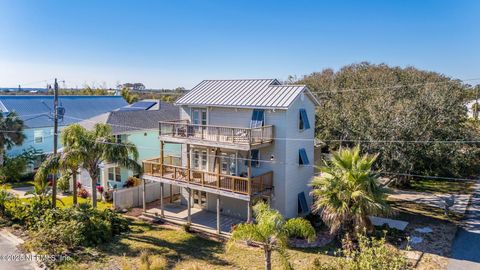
<box><xmin>270</xmin><ymin>155</ymin><xmax>275</xmax><ymax>161</ymax></box>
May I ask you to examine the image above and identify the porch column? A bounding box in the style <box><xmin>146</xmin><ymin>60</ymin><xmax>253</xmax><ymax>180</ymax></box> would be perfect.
<box><xmin>247</xmin><ymin>153</ymin><xmax>252</xmax><ymax>195</ymax></box>
<box><xmin>169</xmin><ymin>184</ymin><xmax>173</xmax><ymax>203</ymax></box>
<box><xmin>142</xmin><ymin>178</ymin><xmax>146</xmax><ymax>212</ymax></box>
<box><xmin>187</xmin><ymin>188</ymin><xmax>192</xmax><ymax>224</ymax></box>
<box><xmin>247</xmin><ymin>200</ymin><xmax>252</xmax><ymax>223</ymax></box>
<box><xmin>215</xmin><ymin>148</ymin><xmax>221</xmax><ymax>188</ymax></box>
<box><xmin>160</xmin><ymin>183</ymin><xmax>165</xmax><ymax>217</ymax></box>
<box><xmin>216</xmin><ymin>195</ymin><xmax>221</xmax><ymax>234</ymax></box>
<box><xmin>186</xmin><ymin>144</ymin><xmax>191</xmax><ymax>182</ymax></box>
<box><xmin>160</xmin><ymin>141</ymin><xmax>164</xmax><ymax>175</ymax></box>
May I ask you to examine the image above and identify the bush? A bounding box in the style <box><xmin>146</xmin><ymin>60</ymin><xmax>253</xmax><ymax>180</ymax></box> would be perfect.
<box><xmin>0</xmin><ymin>155</ymin><xmax>28</xmax><ymax>183</ymax></box>
<box><xmin>78</xmin><ymin>188</ymin><xmax>89</xmax><ymax>198</ymax></box>
<box><xmin>139</xmin><ymin>250</ymin><xmax>167</xmax><ymax>270</ymax></box>
<box><xmin>284</xmin><ymin>218</ymin><xmax>316</xmax><ymax>241</ymax></box>
<box><xmin>24</xmin><ymin>205</ymin><xmax>130</xmax><ymax>254</ymax></box>
<box><xmin>57</xmin><ymin>175</ymin><xmax>70</xmax><ymax>194</ymax></box>
<box><xmin>124</xmin><ymin>176</ymin><xmax>141</xmax><ymax>188</ymax></box>
<box><xmin>312</xmin><ymin>233</ymin><xmax>411</xmax><ymax>270</ymax></box>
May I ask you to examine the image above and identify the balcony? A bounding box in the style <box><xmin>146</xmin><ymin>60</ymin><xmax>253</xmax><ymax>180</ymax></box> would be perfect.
<box><xmin>143</xmin><ymin>156</ymin><xmax>273</xmax><ymax>200</ymax></box>
<box><xmin>158</xmin><ymin>120</ymin><xmax>274</xmax><ymax>150</ymax></box>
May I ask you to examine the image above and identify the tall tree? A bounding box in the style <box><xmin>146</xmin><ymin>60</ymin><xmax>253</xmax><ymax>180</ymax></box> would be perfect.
<box><xmin>298</xmin><ymin>62</ymin><xmax>480</xmax><ymax>184</ymax></box>
<box><xmin>229</xmin><ymin>202</ymin><xmax>316</xmax><ymax>270</ymax></box>
<box><xmin>61</xmin><ymin>124</ymin><xmax>140</xmax><ymax>208</ymax></box>
<box><xmin>310</xmin><ymin>146</ymin><xmax>391</xmax><ymax>237</ymax></box>
<box><xmin>0</xmin><ymin>112</ymin><xmax>25</xmax><ymax>164</ymax></box>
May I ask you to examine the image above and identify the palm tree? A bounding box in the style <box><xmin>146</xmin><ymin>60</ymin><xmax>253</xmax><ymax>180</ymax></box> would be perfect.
<box><xmin>229</xmin><ymin>202</ymin><xmax>316</xmax><ymax>270</ymax></box>
<box><xmin>310</xmin><ymin>146</ymin><xmax>391</xmax><ymax>237</ymax></box>
<box><xmin>61</xmin><ymin>123</ymin><xmax>140</xmax><ymax>208</ymax></box>
<box><xmin>0</xmin><ymin>112</ymin><xmax>25</xmax><ymax>165</ymax></box>
<box><xmin>35</xmin><ymin>148</ymin><xmax>83</xmax><ymax>207</ymax></box>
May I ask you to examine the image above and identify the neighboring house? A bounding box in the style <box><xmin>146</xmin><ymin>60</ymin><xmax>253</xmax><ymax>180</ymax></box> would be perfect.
<box><xmin>142</xmin><ymin>79</ymin><xmax>319</xmax><ymax>221</ymax></box>
<box><xmin>78</xmin><ymin>101</ymin><xmax>181</xmax><ymax>191</ymax></box>
<box><xmin>466</xmin><ymin>100</ymin><xmax>479</xmax><ymax>119</ymax></box>
<box><xmin>0</xmin><ymin>95</ymin><xmax>128</xmax><ymax>162</ymax></box>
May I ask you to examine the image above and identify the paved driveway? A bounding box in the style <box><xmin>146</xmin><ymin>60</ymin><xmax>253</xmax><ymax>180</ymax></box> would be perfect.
<box><xmin>448</xmin><ymin>181</ymin><xmax>480</xmax><ymax>270</ymax></box>
<box><xmin>0</xmin><ymin>230</ymin><xmax>37</xmax><ymax>270</ymax></box>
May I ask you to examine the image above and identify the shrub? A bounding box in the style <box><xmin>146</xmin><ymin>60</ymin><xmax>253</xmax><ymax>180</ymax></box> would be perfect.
<box><xmin>284</xmin><ymin>218</ymin><xmax>317</xmax><ymax>241</ymax></box>
<box><xmin>0</xmin><ymin>189</ymin><xmax>14</xmax><ymax>217</ymax></box>
<box><xmin>312</xmin><ymin>233</ymin><xmax>411</xmax><ymax>270</ymax></box>
<box><xmin>57</xmin><ymin>175</ymin><xmax>70</xmax><ymax>194</ymax></box>
<box><xmin>78</xmin><ymin>188</ymin><xmax>89</xmax><ymax>198</ymax></box>
<box><xmin>24</xmin><ymin>205</ymin><xmax>130</xmax><ymax>254</ymax></box>
<box><xmin>139</xmin><ymin>250</ymin><xmax>167</xmax><ymax>270</ymax></box>
<box><xmin>0</xmin><ymin>155</ymin><xmax>28</xmax><ymax>183</ymax></box>
<box><xmin>96</xmin><ymin>186</ymin><xmax>104</xmax><ymax>194</ymax></box>
<box><xmin>124</xmin><ymin>176</ymin><xmax>141</xmax><ymax>188</ymax></box>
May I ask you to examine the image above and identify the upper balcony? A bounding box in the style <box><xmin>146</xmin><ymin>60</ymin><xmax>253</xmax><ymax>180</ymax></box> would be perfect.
<box><xmin>143</xmin><ymin>156</ymin><xmax>274</xmax><ymax>200</ymax></box>
<box><xmin>158</xmin><ymin>120</ymin><xmax>274</xmax><ymax>150</ymax></box>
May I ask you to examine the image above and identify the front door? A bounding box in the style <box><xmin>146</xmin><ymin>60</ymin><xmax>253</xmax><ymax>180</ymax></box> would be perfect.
<box><xmin>192</xmin><ymin>149</ymin><xmax>208</xmax><ymax>171</ymax></box>
<box><xmin>193</xmin><ymin>190</ymin><xmax>207</xmax><ymax>208</ymax></box>
<box><xmin>192</xmin><ymin>109</ymin><xmax>207</xmax><ymax>125</ymax></box>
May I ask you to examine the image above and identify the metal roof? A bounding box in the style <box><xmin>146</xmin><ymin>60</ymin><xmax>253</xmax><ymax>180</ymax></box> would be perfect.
<box><xmin>175</xmin><ymin>79</ymin><xmax>319</xmax><ymax>109</ymax></box>
<box><xmin>0</xmin><ymin>95</ymin><xmax>128</xmax><ymax>128</ymax></box>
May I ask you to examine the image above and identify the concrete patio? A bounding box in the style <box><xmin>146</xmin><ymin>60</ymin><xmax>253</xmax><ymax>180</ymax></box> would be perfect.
<box><xmin>146</xmin><ymin>203</ymin><xmax>244</xmax><ymax>235</ymax></box>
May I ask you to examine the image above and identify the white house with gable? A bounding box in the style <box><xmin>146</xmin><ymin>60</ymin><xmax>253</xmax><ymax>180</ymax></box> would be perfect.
<box><xmin>142</xmin><ymin>79</ymin><xmax>319</xmax><ymax>232</ymax></box>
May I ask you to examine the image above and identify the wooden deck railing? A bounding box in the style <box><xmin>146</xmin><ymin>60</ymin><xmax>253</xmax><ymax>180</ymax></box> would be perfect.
<box><xmin>158</xmin><ymin>120</ymin><xmax>274</xmax><ymax>146</ymax></box>
<box><xmin>143</xmin><ymin>157</ymin><xmax>273</xmax><ymax>196</ymax></box>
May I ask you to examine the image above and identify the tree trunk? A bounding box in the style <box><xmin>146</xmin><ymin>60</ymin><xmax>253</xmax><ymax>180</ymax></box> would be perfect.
<box><xmin>72</xmin><ymin>171</ymin><xmax>78</xmax><ymax>206</ymax></box>
<box><xmin>264</xmin><ymin>248</ymin><xmax>272</xmax><ymax>270</ymax></box>
<box><xmin>90</xmin><ymin>172</ymin><xmax>97</xmax><ymax>209</ymax></box>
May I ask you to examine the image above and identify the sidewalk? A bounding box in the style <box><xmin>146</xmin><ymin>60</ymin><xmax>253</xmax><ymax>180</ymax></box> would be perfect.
<box><xmin>448</xmin><ymin>181</ymin><xmax>480</xmax><ymax>270</ymax></box>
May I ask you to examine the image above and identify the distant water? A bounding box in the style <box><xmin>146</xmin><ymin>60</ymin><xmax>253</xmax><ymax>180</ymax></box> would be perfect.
<box><xmin>0</xmin><ymin>87</ymin><xmax>48</xmax><ymax>92</ymax></box>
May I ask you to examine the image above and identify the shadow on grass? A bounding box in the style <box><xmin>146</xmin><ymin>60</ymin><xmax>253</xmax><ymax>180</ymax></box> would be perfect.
<box><xmin>97</xmin><ymin>221</ymin><xmax>230</xmax><ymax>269</ymax></box>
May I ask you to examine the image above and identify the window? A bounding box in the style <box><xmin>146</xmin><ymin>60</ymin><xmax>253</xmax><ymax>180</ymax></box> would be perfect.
<box><xmin>299</xmin><ymin>109</ymin><xmax>311</xmax><ymax>130</ymax></box>
<box><xmin>34</xmin><ymin>129</ymin><xmax>44</xmax><ymax>144</ymax></box>
<box><xmin>192</xmin><ymin>149</ymin><xmax>207</xmax><ymax>170</ymax></box>
<box><xmin>299</xmin><ymin>148</ymin><xmax>310</xmax><ymax>165</ymax></box>
<box><xmin>250</xmin><ymin>109</ymin><xmax>265</xmax><ymax>128</ymax></box>
<box><xmin>116</xmin><ymin>135</ymin><xmax>123</xmax><ymax>144</ymax></box>
<box><xmin>298</xmin><ymin>192</ymin><xmax>309</xmax><ymax>214</ymax></box>
<box><xmin>108</xmin><ymin>167</ymin><xmax>122</xmax><ymax>182</ymax></box>
<box><xmin>115</xmin><ymin>167</ymin><xmax>121</xmax><ymax>182</ymax></box>
<box><xmin>247</xmin><ymin>149</ymin><xmax>260</xmax><ymax>167</ymax></box>
<box><xmin>192</xmin><ymin>109</ymin><xmax>207</xmax><ymax>125</ymax></box>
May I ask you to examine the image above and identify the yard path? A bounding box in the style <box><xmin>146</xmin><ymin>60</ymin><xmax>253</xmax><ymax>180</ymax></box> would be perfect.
<box><xmin>448</xmin><ymin>181</ymin><xmax>480</xmax><ymax>270</ymax></box>
<box><xmin>0</xmin><ymin>230</ymin><xmax>37</xmax><ymax>270</ymax></box>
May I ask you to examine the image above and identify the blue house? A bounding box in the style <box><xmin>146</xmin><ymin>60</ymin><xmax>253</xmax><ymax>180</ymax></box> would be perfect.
<box><xmin>0</xmin><ymin>95</ymin><xmax>128</xmax><ymax>160</ymax></box>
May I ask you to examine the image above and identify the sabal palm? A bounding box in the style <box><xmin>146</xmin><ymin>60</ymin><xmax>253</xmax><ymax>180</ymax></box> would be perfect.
<box><xmin>0</xmin><ymin>112</ymin><xmax>24</xmax><ymax>164</ymax></box>
<box><xmin>310</xmin><ymin>146</ymin><xmax>391</xmax><ymax>235</ymax></box>
<box><xmin>61</xmin><ymin>123</ymin><xmax>140</xmax><ymax>208</ymax></box>
<box><xmin>229</xmin><ymin>202</ymin><xmax>316</xmax><ymax>270</ymax></box>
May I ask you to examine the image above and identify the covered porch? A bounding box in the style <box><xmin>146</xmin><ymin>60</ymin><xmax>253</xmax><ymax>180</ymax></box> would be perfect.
<box><xmin>145</xmin><ymin>202</ymin><xmax>244</xmax><ymax>235</ymax></box>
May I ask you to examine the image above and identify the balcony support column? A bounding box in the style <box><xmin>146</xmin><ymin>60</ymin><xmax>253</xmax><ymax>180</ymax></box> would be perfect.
<box><xmin>187</xmin><ymin>188</ymin><xmax>192</xmax><ymax>225</ymax></box>
<box><xmin>186</xmin><ymin>144</ymin><xmax>191</xmax><ymax>182</ymax></box>
<box><xmin>142</xmin><ymin>178</ymin><xmax>147</xmax><ymax>213</ymax></box>
<box><xmin>216</xmin><ymin>195</ymin><xmax>221</xmax><ymax>234</ymax></box>
<box><xmin>215</xmin><ymin>148</ymin><xmax>221</xmax><ymax>188</ymax></box>
<box><xmin>160</xmin><ymin>183</ymin><xmax>165</xmax><ymax>218</ymax></box>
<box><xmin>160</xmin><ymin>141</ymin><xmax>165</xmax><ymax>175</ymax></box>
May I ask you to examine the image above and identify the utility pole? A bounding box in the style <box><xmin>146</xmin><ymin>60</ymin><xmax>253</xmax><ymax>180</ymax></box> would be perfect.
<box><xmin>52</xmin><ymin>78</ymin><xmax>59</xmax><ymax>208</ymax></box>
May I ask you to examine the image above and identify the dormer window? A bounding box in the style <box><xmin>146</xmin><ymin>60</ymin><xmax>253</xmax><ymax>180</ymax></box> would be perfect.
<box><xmin>299</xmin><ymin>109</ymin><xmax>310</xmax><ymax>130</ymax></box>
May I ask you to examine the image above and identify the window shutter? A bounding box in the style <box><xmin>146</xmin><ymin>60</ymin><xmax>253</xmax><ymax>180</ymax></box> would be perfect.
<box><xmin>299</xmin><ymin>109</ymin><xmax>310</xmax><ymax>130</ymax></box>
<box><xmin>299</xmin><ymin>148</ymin><xmax>310</xmax><ymax>165</ymax></box>
<box><xmin>298</xmin><ymin>192</ymin><xmax>309</xmax><ymax>214</ymax></box>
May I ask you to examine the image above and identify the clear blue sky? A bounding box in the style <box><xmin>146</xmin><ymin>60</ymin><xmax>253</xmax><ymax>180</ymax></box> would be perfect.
<box><xmin>0</xmin><ymin>0</ymin><xmax>478</xmax><ymax>89</ymax></box>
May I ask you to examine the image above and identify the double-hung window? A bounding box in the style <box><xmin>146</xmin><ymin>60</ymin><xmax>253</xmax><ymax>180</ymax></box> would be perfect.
<box><xmin>299</xmin><ymin>148</ymin><xmax>310</xmax><ymax>166</ymax></box>
<box><xmin>299</xmin><ymin>109</ymin><xmax>311</xmax><ymax>130</ymax></box>
<box><xmin>108</xmin><ymin>167</ymin><xmax>122</xmax><ymax>182</ymax></box>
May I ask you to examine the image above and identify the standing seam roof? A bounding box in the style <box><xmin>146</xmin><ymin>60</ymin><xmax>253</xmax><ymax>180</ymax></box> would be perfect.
<box><xmin>176</xmin><ymin>79</ymin><xmax>317</xmax><ymax>109</ymax></box>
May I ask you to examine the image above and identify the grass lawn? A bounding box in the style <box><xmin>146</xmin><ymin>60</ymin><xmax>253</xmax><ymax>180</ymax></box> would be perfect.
<box><xmin>58</xmin><ymin>220</ymin><xmax>334</xmax><ymax>270</ymax></box>
<box><xmin>57</xmin><ymin>196</ymin><xmax>113</xmax><ymax>210</ymax></box>
<box><xmin>408</xmin><ymin>178</ymin><xmax>475</xmax><ymax>195</ymax></box>
<box><xmin>0</xmin><ymin>180</ymin><xmax>35</xmax><ymax>189</ymax></box>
